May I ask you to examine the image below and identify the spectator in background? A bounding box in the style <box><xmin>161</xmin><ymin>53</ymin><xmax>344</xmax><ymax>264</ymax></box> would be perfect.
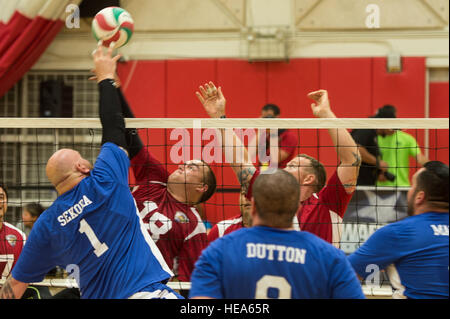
<box><xmin>348</xmin><ymin>161</ymin><xmax>449</xmax><ymax>299</ymax></box>
<box><xmin>16</xmin><ymin>203</ymin><xmax>45</xmax><ymax>237</ymax></box>
<box><xmin>255</xmin><ymin>104</ymin><xmax>298</xmax><ymax>169</ymax></box>
<box><xmin>207</xmin><ymin>188</ymin><xmax>252</xmax><ymax>243</ymax></box>
<box><xmin>350</xmin><ymin>105</ymin><xmax>396</xmax><ymax>186</ymax></box>
<box><xmin>375</xmin><ymin>105</ymin><xmax>429</xmax><ymax>187</ymax></box>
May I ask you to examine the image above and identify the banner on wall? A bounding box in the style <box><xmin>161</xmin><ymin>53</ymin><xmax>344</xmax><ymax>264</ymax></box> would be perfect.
<box><xmin>341</xmin><ymin>188</ymin><xmax>409</xmax><ymax>255</ymax></box>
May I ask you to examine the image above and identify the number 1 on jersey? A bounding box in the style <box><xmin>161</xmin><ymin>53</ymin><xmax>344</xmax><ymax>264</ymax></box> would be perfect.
<box><xmin>79</xmin><ymin>219</ymin><xmax>109</xmax><ymax>257</ymax></box>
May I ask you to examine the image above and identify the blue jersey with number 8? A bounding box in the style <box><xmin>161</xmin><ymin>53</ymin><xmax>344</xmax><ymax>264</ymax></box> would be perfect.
<box><xmin>190</xmin><ymin>226</ymin><xmax>365</xmax><ymax>299</ymax></box>
<box><xmin>12</xmin><ymin>143</ymin><xmax>173</xmax><ymax>298</ymax></box>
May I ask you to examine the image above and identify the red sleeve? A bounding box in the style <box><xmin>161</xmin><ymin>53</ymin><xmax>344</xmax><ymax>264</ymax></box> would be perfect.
<box><xmin>177</xmin><ymin>232</ymin><xmax>208</xmax><ymax>282</ymax></box>
<box><xmin>318</xmin><ymin>171</ymin><xmax>353</xmax><ymax>218</ymax></box>
<box><xmin>245</xmin><ymin>169</ymin><xmax>261</xmax><ymax>200</ymax></box>
<box><xmin>279</xmin><ymin>130</ymin><xmax>298</xmax><ymax>153</ymax></box>
<box><xmin>131</xmin><ymin>147</ymin><xmax>169</xmax><ymax>184</ymax></box>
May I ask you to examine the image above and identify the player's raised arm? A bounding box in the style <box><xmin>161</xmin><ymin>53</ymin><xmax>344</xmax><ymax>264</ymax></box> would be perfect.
<box><xmin>307</xmin><ymin>90</ymin><xmax>361</xmax><ymax>193</ymax></box>
<box><xmin>196</xmin><ymin>82</ymin><xmax>256</xmax><ymax>193</ymax></box>
<box><xmin>92</xmin><ymin>41</ymin><xmax>129</xmax><ymax>157</ymax></box>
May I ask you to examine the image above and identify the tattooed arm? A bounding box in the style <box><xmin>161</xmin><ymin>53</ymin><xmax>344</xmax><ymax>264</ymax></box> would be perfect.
<box><xmin>307</xmin><ymin>90</ymin><xmax>361</xmax><ymax>194</ymax></box>
<box><xmin>196</xmin><ymin>81</ymin><xmax>257</xmax><ymax>191</ymax></box>
<box><xmin>0</xmin><ymin>276</ymin><xmax>28</xmax><ymax>299</ymax></box>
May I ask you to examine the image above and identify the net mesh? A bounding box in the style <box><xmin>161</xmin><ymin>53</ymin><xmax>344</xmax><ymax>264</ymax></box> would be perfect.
<box><xmin>0</xmin><ymin>71</ymin><xmax>448</xmax><ymax>298</ymax></box>
<box><xmin>0</xmin><ymin>120</ymin><xmax>448</xmax><ymax>297</ymax></box>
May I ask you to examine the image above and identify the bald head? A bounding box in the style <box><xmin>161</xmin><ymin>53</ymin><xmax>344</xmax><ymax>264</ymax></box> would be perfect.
<box><xmin>46</xmin><ymin>149</ymin><xmax>92</xmax><ymax>193</ymax></box>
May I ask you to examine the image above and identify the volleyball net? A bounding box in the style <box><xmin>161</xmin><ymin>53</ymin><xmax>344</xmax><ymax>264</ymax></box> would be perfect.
<box><xmin>0</xmin><ymin>117</ymin><xmax>448</xmax><ymax>298</ymax></box>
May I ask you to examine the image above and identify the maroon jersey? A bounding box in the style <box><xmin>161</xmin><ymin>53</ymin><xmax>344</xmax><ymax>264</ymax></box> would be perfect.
<box><xmin>0</xmin><ymin>222</ymin><xmax>26</xmax><ymax>280</ymax></box>
<box><xmin>247</xmin><ymin>170</ymin><xmax>352</xmax><ymax>248</ymax></box>
<box><xmin>207</xmin><ymin>214</ymin><xmax>243</xmax><ymax>244</ymax></box>
<box><xmin>131</xmin><ymin>148</ymin><xmax>207</xmax><ymax>282</ymax></box>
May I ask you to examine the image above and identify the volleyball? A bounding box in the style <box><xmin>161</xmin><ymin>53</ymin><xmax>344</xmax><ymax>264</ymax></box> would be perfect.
<box><xmin>92</xmin><ymin>7</ymin><xmax>134</xmax><ymax>49</ymax></box>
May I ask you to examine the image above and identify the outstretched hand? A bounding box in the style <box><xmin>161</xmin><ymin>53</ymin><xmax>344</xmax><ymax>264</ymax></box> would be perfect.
<box><xmin>91</xmin><ymin>41</ymin><xmax>122</xmax><ymax>84</ymax></box>
<box><xmin>196</xmin><ymin>81</ymin><xmax>226</xmax><ymax>118</ymax></box>
<box><xmin>307</xmin><ymin>89</ymin><xmax>334</xmax><ymax>118</ymax></box>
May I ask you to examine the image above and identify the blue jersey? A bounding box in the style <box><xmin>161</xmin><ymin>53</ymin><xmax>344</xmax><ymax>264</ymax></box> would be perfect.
<box><xmin>189</xmin><ymin>226</ymin><xmax>365</xmax><ymax>299</ymax></box>
<box><xmin>12</xmin><ymin>143</ymin><xmax>173</xmax><ymax>299</ymax></box>
<box><xmin>348</xmin><ymin>212</ymin><xmax>449</xmax><ymax>299</ymax></box>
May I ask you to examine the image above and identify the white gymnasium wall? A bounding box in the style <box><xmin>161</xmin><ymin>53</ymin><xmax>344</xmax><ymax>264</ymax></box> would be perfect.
<box><xmin>31</xmin><ymin>0</ymin><xmax>449</xmax><ymax>71</ymax></box>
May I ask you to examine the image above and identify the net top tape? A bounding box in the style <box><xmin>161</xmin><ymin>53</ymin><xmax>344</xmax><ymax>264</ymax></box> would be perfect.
<box><xmin>0</xmin><ymin>118</ymin><xmax>448</xmax><ymax>129</ymax></box>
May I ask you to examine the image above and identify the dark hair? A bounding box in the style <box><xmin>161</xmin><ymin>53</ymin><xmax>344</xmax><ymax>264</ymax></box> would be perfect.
<box><xmin>373</xmin><ymin>105</ymin><xmax>396</xmax><ymax>118</ymax></box>
<box><xmin>416</xmin><ymin>161</ymin><xmax>449</xmax><ymax>208</ymax></box>
<box><xmin>262</xmin><ymin>104</ymin><xmax>280</xmax><ymax>117</ymax></box>
<box><xmin>253</xmin><ymin>169</ymin><xmax>300</xmax><ymax>228</ymax></box>
<box><xmin>199</xmin><ymin>161</ymin><xmax>217</xmax><ymax>203</ymax></box>
<box><xmin>297</xmin><ymin>154</ymin><xmax>327</xmax><ymax>193</ymax></box>
<box><xmin>24</xmin><ymin>203</ymin><xmax>45</xmax><ymax>218</ymax></box>
<box><xmin>0</xmin><ymin>183</ymin><xmax>8</xmax><ymax>204</ymax></box>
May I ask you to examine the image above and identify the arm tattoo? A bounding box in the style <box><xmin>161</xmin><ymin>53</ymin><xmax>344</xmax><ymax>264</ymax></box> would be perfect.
<box><xmin>0</xmin><ymin>277</ymin><xmax>16</xmax><ymax>299</ymax></box>
<box><xmin>351</xmin><ymin>151</ymin><xmax>362</xmax><ymax>167</ymax></box>
<box><xmin>237</xmin><ymin>167</ymin><xmax>256</xmax><ymax>193</ymax></box>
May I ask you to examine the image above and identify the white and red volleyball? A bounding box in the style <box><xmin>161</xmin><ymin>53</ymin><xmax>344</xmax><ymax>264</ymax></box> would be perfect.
<box><xmin>92</xmin><ymin>7</ymin><xmax>134</xmax><ymax>49</ymax></box>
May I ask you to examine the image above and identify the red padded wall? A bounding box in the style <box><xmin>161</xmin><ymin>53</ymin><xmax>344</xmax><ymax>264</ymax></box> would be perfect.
<box><xmin>319</xmin><ymin>58</ymin><xmax>373</xmax><ymax>179</ymax></box>
<box><xmin>267</xmin><ymin>59</ymin><xmax>320</xmax><ymax>161</ymax></box>
<box><xmin>429</xmin><ymin>82</ymin><xmax>449</xmax><ymax>165</ymax></box>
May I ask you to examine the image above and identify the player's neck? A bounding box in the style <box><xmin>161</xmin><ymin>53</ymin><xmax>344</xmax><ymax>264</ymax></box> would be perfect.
<box><xmin>300</xmin><ymin>186</ymin><xmax>314</xmax><ymax>203</ymax></box>
<box><xmin>413</xmin><ymin>205</ymin><xmax>449</xmax><ymax>216</ymax></box>
<box><xmin>56</xmin><ymin>174</ymin><xmax>86</xmax><ymax>196</ymax></box>
<box><xmin>167</xmin><ymin>185</ymin><xmax>198</xmax><ymax>206</ymax></box>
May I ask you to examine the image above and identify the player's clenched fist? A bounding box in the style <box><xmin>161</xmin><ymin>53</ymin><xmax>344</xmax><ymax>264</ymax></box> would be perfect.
<box><xmin>307</xmin><ymin>89</ymin><xmax>335</xmax><ymax>119</ymax></box>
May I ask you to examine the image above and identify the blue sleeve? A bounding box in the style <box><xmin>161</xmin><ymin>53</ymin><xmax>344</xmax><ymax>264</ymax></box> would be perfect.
<box><xmin>11</xmin><ymin>218</ymin><xmax>55</xmax><ymax>283</ymax></box>
<box><xmin>189</xmin><ymin>239</ymin><xmax>223</xmax><ymax>299</ymax></box>
<box><xmin>329</xmin><ymin>249</ymin><xmax>366</xmax><ymax>299</ymax></box>
<box><xmin>348</xmin><ymin>223</ymin><xmax>402</xmax><ymax>279</ymax></box>
<box><xmin>92</xmin><ymin>142</ymin><xmax>130</xmax><ymax>185</ymax></box>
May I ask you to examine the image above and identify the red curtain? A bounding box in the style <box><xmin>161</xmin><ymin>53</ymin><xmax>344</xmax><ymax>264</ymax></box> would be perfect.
<box><xmin>0</xmin><ymin>0</ymin><xmax>79</xmax><ymax>98</ymax></box>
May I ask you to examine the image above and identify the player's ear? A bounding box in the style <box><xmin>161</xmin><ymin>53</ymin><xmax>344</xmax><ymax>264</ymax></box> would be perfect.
<box><xmin>415</xmin><ymin>190</ymin><xmax>426</xmax><ymax>206</ymax></box>
<box><xmin>196</xmin><ymin>183</ymin><xmax>208</xmax><ymax>194</ymax></box>
<box><xmin>76</xmin><ymin>161</ymin><xmax>91</xmax><ymax>174</ymax></box>
<box><xmin>303</xmin><ymin>174</ymin><xmax>315</xmax><ymax>186</ymax></box>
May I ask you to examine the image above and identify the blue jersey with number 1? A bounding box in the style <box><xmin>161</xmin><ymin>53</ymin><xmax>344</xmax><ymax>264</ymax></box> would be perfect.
<box><xmin>12</xmin><ymin>143</ymin><xmax>173</xmax><ymax>299</ymax></box>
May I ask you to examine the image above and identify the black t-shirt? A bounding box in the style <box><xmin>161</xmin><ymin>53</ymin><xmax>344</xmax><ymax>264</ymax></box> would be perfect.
<box><xmin>350</xmin><ymin>129</ymin><xmax>379</xmax><ymax>186</ymax></box>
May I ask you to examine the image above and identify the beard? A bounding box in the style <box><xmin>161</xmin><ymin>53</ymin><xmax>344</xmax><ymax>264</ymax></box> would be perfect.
<box><xmin>406</xmin><ymin>197</ymin><xmax>416</xmax><ymax>216</ymax></box>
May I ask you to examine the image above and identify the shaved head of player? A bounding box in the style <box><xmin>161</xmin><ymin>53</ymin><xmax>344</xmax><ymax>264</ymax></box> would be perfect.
<box><xmin>46</xmin><ymin>149</ymin><xmax>93</xmax><ymax>195</ymax></box>
<box><xmin>251</xmin><ymin>170</ymin><xmax>300</xmax><ymax>229</ymax></box>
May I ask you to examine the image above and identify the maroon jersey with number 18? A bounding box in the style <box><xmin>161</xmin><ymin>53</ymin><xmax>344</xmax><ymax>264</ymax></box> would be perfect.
<box><xmin>130</xmin><ymin>148</ymin><xmax>207</xmax><ymax>282</ymax></box>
